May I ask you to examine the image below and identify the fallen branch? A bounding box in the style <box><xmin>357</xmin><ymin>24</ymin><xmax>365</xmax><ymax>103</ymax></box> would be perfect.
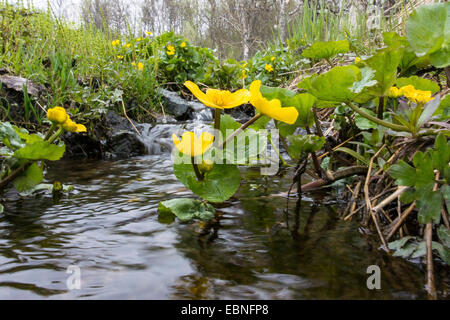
<box><xmin>386</xmin><ymin>201</ymin><xmax>416</xmax><ymax>241</ymax></box>
<box><xmin>372</xmin><ymin>186</ymin><xmax>408</xmax><ymax>213</ymax></box>
<box><xmin>300</xmin><ymin>166</ymin><xmax>367</xmax><ymax>192</ymax></box>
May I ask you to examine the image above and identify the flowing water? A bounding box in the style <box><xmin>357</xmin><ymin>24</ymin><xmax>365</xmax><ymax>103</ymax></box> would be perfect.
<box><xmin>0</xmin><ymin>119</ymin><xmax>448</xmax><ymax>299</ymax></box>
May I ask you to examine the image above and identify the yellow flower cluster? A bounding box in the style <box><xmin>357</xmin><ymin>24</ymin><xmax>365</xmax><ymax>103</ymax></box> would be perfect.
<box><xmin>167</xmin><ymin>45</ymin><xmax>175</xmax><ymax>56</ymax></box>
<box><xmin>388</xmin><ymin>85</ymin><xmax>434</xmax><ymax>104</ymax></box>
<box><xmin>47</xmin><ymin>107</ymin><xmax>86</xmax><ymax>133</ymax></box>
<box><xmin>175</xmin><ymin>80</ymin><xmax>300</xmax><ymax>157</ymax></box>
<box><xmin>180</xmin><ymin>42</ymin><xmax>186</xmax><ymax>48</ymax></box>
<box><xmin>111</xmin><ymin>40</ymin><xmax>120</xmax><ymax>46</ymax></box>
<box><xmin>131</xmin><ymin>62</ymin><xmax>144</xmax><ymax>71</ymax></box>
<box><xmin>264</xmin><ymin>64</ymin><xmax>274</xmax><ymax>72</ymax></box>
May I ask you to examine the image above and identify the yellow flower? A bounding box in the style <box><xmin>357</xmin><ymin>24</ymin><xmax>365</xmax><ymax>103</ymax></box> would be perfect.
<box><xmin>184</xmin><ymin>81</ymin><xmax>250</xmax><ymax>109</ymax></box>
<box><xmin>241</xmin><ymin>69</ymin><xmax>247</xmax><ymax>79</ymax></box>
<box><xmin>265</xmin><ymin>64</ymin><xmax>274</xmax><ymax>72</ymax></box>
<box><xmin>355</xmin><ymin>57</ymin><xmax>361</xmax><ymax>64</ymax></box>
<box><xmin>271</xmin><ymin>56</ymin><xmax>275</xmax><ymax>61</ymax></box>
<box><xmin>117</xmin><ymin>55</ymin><xmax>123</xmax><ymax>59</ymax></box>
<box><xmin>136</xmin><ymin>37</ymin><xmax>142</xmax><ymax>42</ymax></box>
<box><xmin>172</xmin><ymin>131</ymin><xmax>214</xmax><ymax>157</ymax></box>
<box><xmin>400</xmin><ymin>85</ymin><xmax>434</xmax><ymax>104</ymax></box>
<box><xmin>111</xmin><ymin>40</ymin><xmax>120</xmax><ymax>46</ymax></box>
<box><xmin>137</xmin><ymin>62</ymin><xmax>144</xmax><ymax>71</ymax></box>
<box><xmin>388</xmin><ymin>86</ymin><xmax>402</xmax><ymax>98</ymax></box>
<box><xmin>146</xmin><ymin>31</ymin><xmax>152</xmax><ymax>36</ymax></box>
<box><xmin>167</xmin><ymin>45</ymin><xmax>175</xmax><ymax>55</ymax></box>
<box><xmin>242</xmin><ymin>62</ymin><xmax>248</xmax><ymax>68</ymax></box>
<box><xmin>62</xmin><ymin>117</ymin><xmax>86</xmax><ymax>133</ymax></box>
<box><xmin>47</xmin><ymin>106</ymin><xmax>68</xmax><ymax>124</ymax></box>
<box><xmin>249</xmin><ymin>80</ymin><xmax>298</xmax><ymax>125</ymax></box>
<box><xmin>180</xmin><ymin>41</ymin><xmax>186</xmax><ymax>48</ymax></box>
<box><xmin>124</xmin><ymin>43</ymin><xmax>131</xmax><ymax>48</ymax></box>
<box><xmin>131</xmin><ymin>62</ymin><xmax>136</xmax><ymax>67</ymax></box>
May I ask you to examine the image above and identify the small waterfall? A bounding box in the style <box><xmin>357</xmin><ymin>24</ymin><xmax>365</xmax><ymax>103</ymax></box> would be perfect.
<box><xmin>137</xmin><ymin>107</ymin><xmax>214</xmax><ymax>155</ymax></box>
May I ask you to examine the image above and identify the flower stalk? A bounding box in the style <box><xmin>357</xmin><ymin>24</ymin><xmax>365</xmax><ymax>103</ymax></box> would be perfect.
<box><xmin>346</xmin><ymin>101</ymin><xmax>409</xmax><ymax>132</ymax></box>
<box><xmin>221</xmin><ymin>113</ymin><xmax>262</xmax><ymax>149</ymax></box>
<box><xmin>191</xmin><ymin>157</ymin><xmax>204</xmax><ymax>181</ymax></box>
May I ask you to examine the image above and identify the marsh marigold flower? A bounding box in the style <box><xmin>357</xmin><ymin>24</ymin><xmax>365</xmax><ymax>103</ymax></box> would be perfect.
<box><xmin>146</xmin><ymin>31</ymin><xmax>152</xmax><ymax>36</ymax></box>
<box><xmin>112</xmin><ymin>40</ymin><xmax>120</xmax><ymax>46</ymax></box>
<box><xmin>180</xmin><ymin>41</ymin><xmax>186</xmax><ymax>48</ymax></box>
<box><xmin>62</xmin><ymin>117</ymin><xmax>86</xmax><ymax>133</ymax></box>
<box><xmin>124</xmin><ymin>43</ymin><xmax>131</xmax><ymax>48</ymax></box>
<box><xmin>265</xmin><ymin>64</ymin><xmax>274</xmax><ymax>72</ymax></box>
<box><xmin>167</xmin><ymin>45</ymin><xmax>175</xmax><ymax>55</ymax></box>
<box><xmin>117</xmin><ymin>55</ymin><xmax>124</xmax><ymax>59</ymax></box>
<box><xmin>400</xmin><ymin>85</ymin><xmax>434</xmax><ymax>104</ymax></box>
<box><xmin>271</xmin><ymin>56</ymin><xmax>275</xmax><ymax>61</ymax></box>
<box><xmin>47</xmin><ymin>106</ymin><xmax>68</xmax><ymax>124</ymax></box>
<box><xmin>172</xmin><ymin>132</ymin><xmax>214</xmax><ymax>157</ymax></box>
<box><xmin>137</xmin><ymin>62</ymin><xmax>144</xmax><ymax>71</ymax></box>
<box><xmin>355</xmin><ymin>57</ymin><xmax>362</xmax><ymax>64</ymax></box>
<box><xmin>388</xmin><ymin>86</ymin><xmax>402</xmax><ymax>98</ymax></box>
<box><xmin>249</xmin><ymin>80</ymin><xmax>298</xmax><ymax>125</ymax></box>
<box><xmin>184</xmin><ymin>81</ymin><xmax>250</xmax><ymax>109</ymax></box>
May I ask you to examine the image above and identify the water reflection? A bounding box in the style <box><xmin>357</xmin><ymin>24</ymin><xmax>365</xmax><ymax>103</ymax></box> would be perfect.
<box><xmin>0</xmin><ymin>156</ymin><xmax>446</xmax><ymax>299</ymax></box>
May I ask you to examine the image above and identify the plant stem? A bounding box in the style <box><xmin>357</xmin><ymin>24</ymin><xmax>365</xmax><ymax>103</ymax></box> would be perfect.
<box><xmin>213</xmin><ymin>108</ymin><xmax>222</xmax><ymax>147</ymax></box>
<box><xmin>269</xmin><ymin>134</ymin><xmax>287</xmax><ymax>167</ymax></box>
<box><xmin>305</xmin><ymin>125</ymin><xmax>323</xmax><ymax>178</ymax></box>
<box><xmin>377</xmin><ymin>96</ymin><xmax>385</xmax><ymax>120</ymax></box>
<box><xmin>214</xmin><ymin>108</ymin><xmax>221</xmax><ymax>132</ymax></box>
<box><xmin>220</xmin><ymin>113</ymin><xmax>262</xmax><ymax>149</ymax></box>
<box><xmin>191</xmin><ymin>157</ymin><xmax>204</xmax><ymax>181</ymax></box>
<box><xmin>47</xmin><ymin>127</ymin><xmax>64</xmax><ymax>144</ymax></box>
<box><xmin>346</xmin><ymin>101</ymin><xmax>409</xmax><ymax>132</ymax></box>
<box><xmin>44</xmin><ymin>123</ymin><xmax>57</xmax><ymax>140</ymax></box>
<box><xmin>0</xmin><ymin>162</ymin><xmax>31</xmax><ymax>190</ymax></box>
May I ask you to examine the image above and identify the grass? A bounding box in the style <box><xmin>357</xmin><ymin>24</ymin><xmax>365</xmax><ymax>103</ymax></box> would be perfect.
<box><xmin>0</xmin><ymin>0</ymin><xmax>404</xmax><ymax>126</ymax></box>
<box><xmin>279</xmin><ymin>0</ymin><xmax>397</xmax><ymax>55</ymax></box>
<box><xmin>0</xmin><ymin>0</ymin><xmax>161</xmax><ymax>123</ymax></box>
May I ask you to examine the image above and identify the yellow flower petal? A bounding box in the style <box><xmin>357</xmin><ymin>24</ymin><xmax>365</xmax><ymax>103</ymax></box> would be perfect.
<box><xmin>249</xmin><ymin>80</ymin><xmax>298</xmax><ymax>125</ymax></box>
<box><xmin>265</xmin><ymin>64</ymin><xmax>273</xmax><ymax>72</ymax></box>
<box><xmin>222</xmin><ymin>89</ymin><xmax>251</xmax><ymax>109</ymax></box>
<box><xmin>172</xmin><ymin>131</ymin><xmax>214</xmax><ymax>157</ymax></box>
<box><xmin>75</xmin><ymin>124</ymin><xmax>87</xmax><ymax>133</ymax></box>
<box><xmin>47</xmin><ymin>106</ymin><xmax>68</xmax><ymax>124</ymax></box>
<box><xmin>185</xmin><ymin>81</ymin><xmax>220</xmax><ymax>108</ymax></box>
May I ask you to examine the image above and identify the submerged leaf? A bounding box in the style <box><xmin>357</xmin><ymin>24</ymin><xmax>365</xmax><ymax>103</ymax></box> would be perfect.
<box><xmin>158</xmin><ymin>198</ymin><xmax>215</xmax><ymax>222</ymax></box>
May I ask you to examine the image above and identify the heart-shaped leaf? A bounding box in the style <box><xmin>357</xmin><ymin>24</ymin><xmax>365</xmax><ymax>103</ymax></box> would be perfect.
<box><xmin>173</xmin><ymin>163</ymin><xmax>240</xmax><ymax>203</ymax></box>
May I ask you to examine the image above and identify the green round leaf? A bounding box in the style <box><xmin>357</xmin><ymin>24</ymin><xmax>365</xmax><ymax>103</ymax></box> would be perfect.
<box><xmin>396</xmin><ymin>76</ymin><xmax>440</xmax><ymax>93</ymax></box>
<box><xmin>406</xmin><ymin>3</ymin><xmax>450</xmax><ymax>68</ymax></box>
<box><xmin>158</xmin><ymin>198</ymin><xmax>215</xmax><ymax>222</ymax></box>
<box><xmin>173</xmin><ymin>163</ymin><xmax>241</xmax><ymax>203</ymax></box>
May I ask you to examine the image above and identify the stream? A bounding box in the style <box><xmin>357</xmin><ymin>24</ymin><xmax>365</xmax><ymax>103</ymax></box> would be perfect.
<box><xmin>0</xmin><ymin>116</ymin><xmax>448</xmax><ymax>299</ymax></box>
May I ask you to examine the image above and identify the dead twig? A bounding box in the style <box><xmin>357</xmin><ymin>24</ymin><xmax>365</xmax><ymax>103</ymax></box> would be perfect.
<box><xmin>364</xmin><ymin>145</ymin><xmax>389</xmax><ymax>252</ymax></box>
<box><xmin>386</xmin><ymin>201</ymin><xmax>416</xmax><ymax>241</ymax></box>
<box><xmin>121</xmin><ymin>100</ymin><xmax>141</xmax><ymax>136</ymax></box>
<box><xmin>372</xmin><ymin>186</ymin><xmax>408</xmax><ymax>213</ymax></box>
